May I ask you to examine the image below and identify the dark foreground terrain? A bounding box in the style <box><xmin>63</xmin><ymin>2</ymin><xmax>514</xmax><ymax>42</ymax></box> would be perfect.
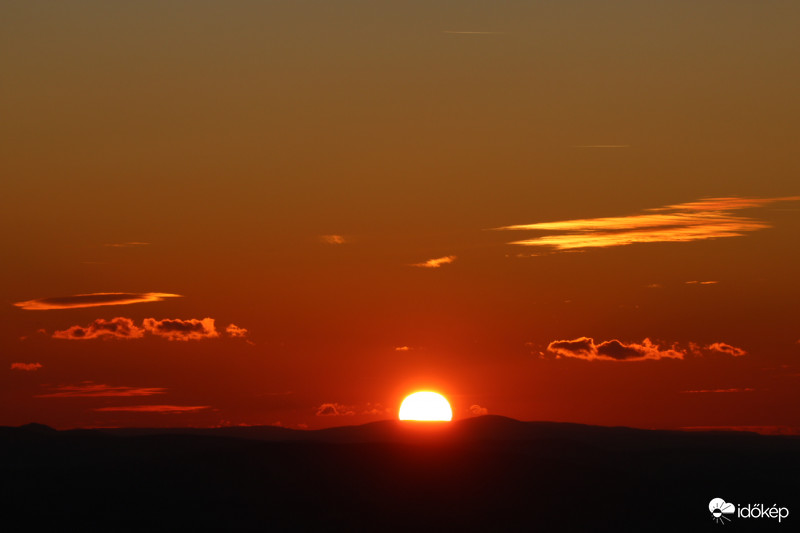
<box><xmin>1</xmin><ymin>416</ymin><xmax>797</xmax><ymax>531</ymax></box>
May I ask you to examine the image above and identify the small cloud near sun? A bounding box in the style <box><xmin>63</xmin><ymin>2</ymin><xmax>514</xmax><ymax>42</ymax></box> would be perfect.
<box><xmin>363</xmin><ymin>403</ymin><xmax>390</xmax><ymax>416</ymax></box>
<box><xmin>469</xmin><ymin>405</ymin><xmax>488</xmax><ymax>416</ymax></box>
<box><xmin>320</xmin><ymin>234</ymin><xmax>347</xmax><ymax>244</ymax></box>
<box><xmin>411</xmin><ymin>255</ymin><xmax>457</xmax><ymax>268</ymax></box>
<box><xmin>15</xmin><ymin>292</ymin><xmax>181</xmax><ymax>311</ymax></box>
<box><xmin>394</xmin><ymin>346</ymin><xmax>411</xmax><ymax>351</ymax></box>
<box><xmin>316</xmin><ymin>403</ymin><xmax>355</xmax><ymax>416</ymax></box>
<box><xmin>11</xmin><ymin>362</ymin><xmax>42</xmax><ymax>371</ymax></box>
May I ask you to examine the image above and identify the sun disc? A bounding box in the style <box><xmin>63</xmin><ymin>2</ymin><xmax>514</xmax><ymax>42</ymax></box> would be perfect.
<box><xmin>398</xmin><ymin>391</ymin><xmax>453</xmax><ymax>421</ymax></box>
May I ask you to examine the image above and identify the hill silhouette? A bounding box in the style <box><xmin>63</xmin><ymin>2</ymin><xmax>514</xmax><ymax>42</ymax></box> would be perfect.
<box><xmin>1</xmin><ymin>416</ymin><xmax>797</xmax><ymax>531</ymax></box>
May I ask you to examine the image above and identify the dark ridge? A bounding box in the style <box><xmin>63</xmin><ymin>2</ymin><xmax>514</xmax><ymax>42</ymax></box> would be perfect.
<box><xmin>17</xmin><ymin>422</ymin><xmax>58</xmax><ymax>434</ymax></box>
<box><xmin>1</xmin><ymin>416</ymin><xmax>797</xmax><ymax>531</ymax></box>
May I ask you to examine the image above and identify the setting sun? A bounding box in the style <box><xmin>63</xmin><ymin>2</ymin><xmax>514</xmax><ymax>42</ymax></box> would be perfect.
<box><xmin>398</xmin><ymin>391</ymin><xmax>453</xmax><ymax>421</ymax></box>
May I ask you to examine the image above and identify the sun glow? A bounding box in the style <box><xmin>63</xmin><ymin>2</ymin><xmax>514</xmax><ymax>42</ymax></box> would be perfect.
<box><xmin>398</xmin><ymin>391</ymin><xmax>453</xmax><ymax>421</ymax></box>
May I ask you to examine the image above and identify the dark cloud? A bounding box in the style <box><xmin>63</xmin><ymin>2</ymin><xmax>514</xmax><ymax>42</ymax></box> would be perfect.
<box><xmin>547</xmin><ymin>337</ymin><xmax>685</xmax><ymax>362</ymax></box>
<box><xmin>143</xmin><ymin>318</ymin><xmax>219</xmax><ymax>341</ymax></box>
<box><xmin>10</xmin><ymin>362</ymin><xmax>42</xmax><ymax>371</ymax></box>
<box><xmin>52</xmin><ymin>317</ymin><xmax>145</xmax><ymax>340</ymax></box>
<box><xmin>14</xmin><ymin>292</ymin><xmax>181</xmax><ymax>311</ymax></box>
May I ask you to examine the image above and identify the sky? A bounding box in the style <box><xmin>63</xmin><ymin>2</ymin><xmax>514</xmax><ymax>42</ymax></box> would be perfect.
<box><xmin>2</xmin><ymin>1</ymin><xmax>799</xmax><ymax>432</ymax></box>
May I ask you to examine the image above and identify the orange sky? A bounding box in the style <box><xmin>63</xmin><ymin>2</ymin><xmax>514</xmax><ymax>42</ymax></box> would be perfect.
<box><xmin>2</xmin><ymin>1</ymin><xmax>799</xmax><ymax>432</ymax></box>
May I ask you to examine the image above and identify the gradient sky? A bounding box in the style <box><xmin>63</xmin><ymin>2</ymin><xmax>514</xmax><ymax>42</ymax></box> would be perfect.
<box><xmin>2</xmin><ymin>1</ymin><xmax>799</xmax><ymax>432</ymax></box>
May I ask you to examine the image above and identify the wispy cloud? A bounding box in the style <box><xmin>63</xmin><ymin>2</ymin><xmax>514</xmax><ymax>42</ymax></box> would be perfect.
<box><xmin>143</xmin><ymin>318</ymin><xmax>219</xmax><ymax>341</ymax></box>
<box><xmin>53</xmin><ymin>317</ymin><xmax>144</xmax><ymax>340</ymax></box>
<box><xmin>94</xmin><ymin>405</ymin><xmax>209</xmax><ymax>413</ymax></box>
<box><xmin>573</xmin><ymin>145</ymin><xmax>630</xmax><ymax>149</ymax></box>
<box><xmin>14</xmin><ymin>292</ymin><xmax>181</xmax><ymax>311</ymax></box>
<box><xmin>682</xmin><ymin>388</ymin><xmax>754</xmax><ymax>393</ymax></box>
<box><xmin>495</xmin><ymin>196</ymin><xmax>800</xmax><ymax>251</ymax></box>
<box><xmin>547</xmin><ymin>337</ymin><xmax>685</xmax><ymax>362</ymax></box>
<box><xmin>104</xmin><ymin>242</ymin><xmax>150</xmax><ymax>248</ymax></box>
<box><xmin>394</xmin><ymin>346</ymin><xmax>411</xmax><ymax>351</ymax></box>
<box><xmin>707</xmin><ymin>342</ymin><xmax>747</xmax><ymax>357</ymax></box>
<box><xmin>362</xmin><ymin>402</ymin><xmax>390</xmax><ymax>416</ymax></box>
<box><xmin>443</xmin><ymin>30</ymin><xmax>505</xmax><ymax>35</ymax></box>
<box><xmin>411</xmin><ymin>255</ymin><xmax>457</xmax><ymax>268</ymax></box>
<box><xmin>11</xmin><ymin>362</ymin><xmax>42</xmax><ymax>371</ymax></box>
<box><xmin>225</xmin><ymin>324</ymin><xmax>248</xmax><ymax>338</ymax></box>
<box><xmin>320</xmin><ymin>234</ymin><xmax>347</xmax><ymax>244</ymax></box>
<box><xmin>685</xmin><ymin>280</ymin><xmax>718</xmax><ymax>285</ymax></box>
<box><xmin>36</xmin><ymin>382</ymin><xmax>166</xmax><ymax>398</ymax></box>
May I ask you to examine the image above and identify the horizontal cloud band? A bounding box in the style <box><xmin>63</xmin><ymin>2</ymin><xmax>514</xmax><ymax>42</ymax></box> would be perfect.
<box><xmin>545</xmin><ymin>337</ymin><xmax>747</xmax><ymax>362</ymax></box>
<box><xmin>14</xmin><ymin>292</ymin><xmax>181</xmax><ymax>311</ymax></box>
<box><xmin>51</xmin><ymin>318</ymin><xmax>249</xmax><ymax>341</ymax></box>
<box><xmin>495</xmin><ymin>196</ymin><xmax>799</xmax><ymax>251</ymax></box>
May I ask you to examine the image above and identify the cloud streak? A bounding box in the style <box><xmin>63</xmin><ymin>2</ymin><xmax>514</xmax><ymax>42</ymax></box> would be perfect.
<box><xmin>319</xmin><ymin>234</ymin><xmax>347</xmax><ymax>244</ymax></box>
<box><xmin>15</xmin><ymin>292</ymin><xmax>181</xmax><ymax>311</ymax></box>
<box><xmin>682</xmin><ymin>388</ymin><xmax>754</xmax><ymax>393</ymax></box>
<box><xmin>36</xmin><ymin>382</ymin><xmax>166</xmax><ymax>398</ymax></box>
<box><xmin>93</xmin><ymin>405</ymin><xmax>209</xmax><ymax>413</ymax></box>
<box><xmin>411</xmin><ymin>255</ymin><xmax>457</xmax><ymax>268</ymax></box>
<box><xmin>443</xmin><ymin>30</ymin><xmax>505</xmax><ymax>35</ymax></box>
<box><xmin>104</xmin><ymin>242</ymin><xmax>150</xmax><ymax>248</ymax></box>
<box><xmin>707</xmin><ymin>342</ymin><xmax>747</xmax><ymax>357</ymax></box>
<box><xmin>547</xmin><ymin>337</ymin><xmax>685</xmax><ymax>362</ymax></box>
<box><xmin>495</xmin><ymin>196</ymin><xmax>800</xmax><ymax>251</ymax></box>
<box><xmin>11</xmin><ymin>362</ymin><xmax>42</xmax><ymax>371</ymax></box>
<box><xmin>573</xmin><ymin>145</ymin><xmax>630</xmax><ymax>148</ymax></box>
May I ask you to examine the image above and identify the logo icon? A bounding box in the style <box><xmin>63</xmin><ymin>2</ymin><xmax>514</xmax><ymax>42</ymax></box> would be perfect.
<box><xmin>709</xmin><ymin>498</ymin><xmax>736</xmax><ymax>524</ymax></box>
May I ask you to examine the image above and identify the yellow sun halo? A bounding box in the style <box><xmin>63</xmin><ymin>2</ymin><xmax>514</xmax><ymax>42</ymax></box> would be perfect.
<box><xmin>398</xmin><ymin>391</ymin><xmax>453</xmax><ymax>421</ymax></box>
